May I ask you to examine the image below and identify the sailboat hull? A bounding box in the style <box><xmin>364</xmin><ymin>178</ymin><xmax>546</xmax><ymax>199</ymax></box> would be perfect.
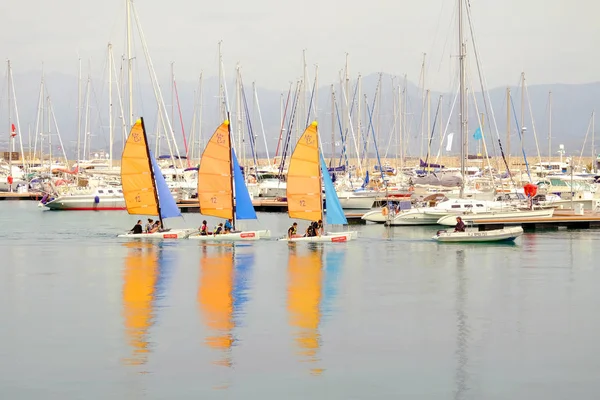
<box><xmin>279</xmin><ymin>231</ymin><xmax>357</xmax><ymax>242</ymax></box>
<box><xmin>118</xmin><ymin>228</ymin><xmax>198</xmax><ymax>239</ymax></box>
<box><xmin>188</xmin><ymin>230</ymin><xmax>271</xmax><ymax>241</ymax></box>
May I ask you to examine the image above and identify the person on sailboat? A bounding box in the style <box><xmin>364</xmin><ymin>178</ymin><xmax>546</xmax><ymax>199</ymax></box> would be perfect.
<box><xmin>316</xmin><ymin>220</ymin><xmax>324</xmax><ymax>236</ymax></box>
<box><xmin>454</xmin><ymin>217</ymin><xmax>466</xmax><ymax>232</ymax></box>
<box><xmin>224</xmin><ymin>218</ymin><xmax>233</xmax><ymax>233</ymax></box>
<box><xmin>130</xmin><ymin>220</ymin><xmax>143</xmax><ymax>234</ymax></box>
<box><xmin>214</xmin><ymin>223</ymin><xmax>224</xmax><ymax>236</ymax></box>
<box><xmin>145</xmin><ymin>219</ymin><xmax>154</xmax><ymax>233</ymax></box>
<box><xmin>149</xmin><ymin>221</ymin><xmax>162</xmax><ymax>234</ymax></box>
<box><xmin>287</xmin><ymin>222</ymin><xmax>299</xmax><ymax>239</ymax></box>
<box><xmin>304</xmin><ymin>222</ymin><xmax>317</xmax><ymax>238</ymax></box>
<box><xmin>200</xmin><ymin>220</ymin><xmax>210</xmax><ymax>236</ymax></box>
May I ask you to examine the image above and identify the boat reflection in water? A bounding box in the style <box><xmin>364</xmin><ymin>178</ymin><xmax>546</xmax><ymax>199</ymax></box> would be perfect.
<box><xmin>197</xmin><ymin>244</ymin><xmax>254</xmax><ymax>367</ymax></box>
<box><xmin>121</xmin><ymin>241</ymin><xmax>171</xmax><ymax>367</ymax></box>
<box><xmin>287</xmin><ymin>243</ymin><xmax>344</xmax><ymax>375</ymax></box>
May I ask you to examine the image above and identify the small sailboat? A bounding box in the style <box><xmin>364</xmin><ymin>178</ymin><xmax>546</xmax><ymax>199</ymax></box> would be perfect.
<box><xmin>118</xmin><ymin>118</ymin><xmax>197</xmax><ymax>239</ymax></box>
<box><xmin>188</xmin><ymin>120</ymin><xmax>270</xmax><ymax>241</ymax></box>
<box><xmin>280</xmin><ymin>121</ymin><xmax>357</xmax><ymax>242</ymax></box>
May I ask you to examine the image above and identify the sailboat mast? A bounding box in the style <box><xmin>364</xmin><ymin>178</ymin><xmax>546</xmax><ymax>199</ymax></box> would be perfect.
<box><xmin>226</xmin><ymin>113</ymin><xmax>236</xmax><ymax>230</ymax></box>
<box><xmin>108</xmin><ymin>45</ymin><xmax>113</xmax><ymax>169</ymax></box>
<box><xmin>548</xmin><ymin>91</ymin><xmax>552</xmax><ymax>166</ymax></box>
<box><xmin>76</xmin><ymin>58</ymin><xmax>82</xmax><ymax>182</ymax></box>
<box><xmin>126</xmin><ymin>0</ymin><xmax>134</xmax><ymax>127</ymax></box>
<box><xmin>458</xmin><ymin>0</ymin><xmax>466</xmax><ymax>198</ymax></box>
<box><xmin>7</xmin><ymin>60</ymin><xmax>12</xmax><ymax>184</ymax></box>
<box><xmin>142</xmin><ymin>117</ymin><xmax>163</xmax><ymax>227</ymax></box>
<box><xmin>317</xmin><ymin>124</ymin><xmax>324</xmax><ymax>224</ymax></box>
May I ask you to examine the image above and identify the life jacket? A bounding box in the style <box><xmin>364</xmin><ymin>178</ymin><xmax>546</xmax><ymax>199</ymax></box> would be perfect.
<box><xmin>200</xmin><ymin>225</ymin><xmax>207</xmax><ymax>235</ymax></box>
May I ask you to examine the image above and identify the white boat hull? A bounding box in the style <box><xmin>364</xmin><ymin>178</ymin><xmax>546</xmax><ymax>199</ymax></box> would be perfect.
<box><xmin>386</xmin><ymin>210</ymin><xmax>440</xmax><ymax>225</ymax></box>
<box><xmin>279</xmin><ymin>231</ymin><xmax>357</xmax><ymax>242</ymax></box>
<box><xmin>361</xmin><ymin>209</ymin><xmax>389</xmax><ymax>223</ymax></box>
<box><xmin>117</xmin><ymin>228</ymin><xmax>198</xmax><ymax>239</ymax></box>
<box><xmin>335</xmin><ymin>193</ymin><xmax>378</xmax><ymax>210</ymax></box>
<box><xmin>188</xmin><ymin>230</ymin><xmax>271</xmax><ymax>241</ymax></box>
<box><xmin>433</xmin><ymin>227</ymin><xmax>524</xmax><ymax>242</ymax></box>
<box><xmin>43</xmin><ymin>194</ymin><xmax>126</xmax><ymax>211</ymax></box>
<box><xmin>436</xmin><ymin>209</ymin><xmax>554</xmax><ymax>226</ymax></box>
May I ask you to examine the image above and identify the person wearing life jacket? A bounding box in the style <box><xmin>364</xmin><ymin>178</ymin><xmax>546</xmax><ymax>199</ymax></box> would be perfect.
<box><xmin>304</xmin><ymin>222</ymin><xmax>317</xmax><ymax>238</ymax></box>
<box><xmin>287</xmin><ymin>222</ymin><xmax>298</xmax><ymax>239</ymax></box>
<box><xmin>224</xmin><ymin>218</ymin><xmax>233</xmax><ymax>233</ymax></box>
<box><xmin>213</xmin><ymin>223</ymin><xmax>224</xmax><ymax>236</ymax></box>
<box><xmin>145</xmin><ymin>219</ymin><xmax>154</xmax><ymax>233</ymax></box>
<box><xmin>200</xmin><ymin>220</ymin><xmax>210</xmax><ymax>236</ymax></box>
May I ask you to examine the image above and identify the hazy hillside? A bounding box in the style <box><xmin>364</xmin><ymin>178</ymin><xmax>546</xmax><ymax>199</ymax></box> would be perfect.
<box><xmin>2</xmin><ymin>70</ymin><xmax>599</xmax><ymax>161</ymax></box>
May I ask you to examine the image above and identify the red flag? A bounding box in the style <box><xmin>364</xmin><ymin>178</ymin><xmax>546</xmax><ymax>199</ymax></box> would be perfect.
<box><xmin>10</xmin><ymin>124</ymin><xmax>16</xmax><ymax>138</ymax></box>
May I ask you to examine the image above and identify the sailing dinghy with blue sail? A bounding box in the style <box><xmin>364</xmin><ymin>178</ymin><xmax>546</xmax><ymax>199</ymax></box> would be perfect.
<box><xmin>188</xmin><ymin>120</ymin><xmax>270</xmax><ymax>241</ymax></box>
<box><xmin>118</xmin><ymin>118</ymin><xmax>198</xmax><ymax>239</ymax></box>
<box><xmin>280</xmin><ymin>121</ymin><xmax>357</xmax><ymax>242</ymax></box>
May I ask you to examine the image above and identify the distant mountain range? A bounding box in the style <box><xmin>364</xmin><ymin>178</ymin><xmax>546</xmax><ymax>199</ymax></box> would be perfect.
<box><xmin>2</xmin><ymin>70</ymin><xmax>599</xmax><ymax>161</ymax></box>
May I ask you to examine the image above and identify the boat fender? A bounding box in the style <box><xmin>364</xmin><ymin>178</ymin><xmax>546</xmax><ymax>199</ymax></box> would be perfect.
<box><xmin>7</xmin><ymin>176</ymin><xmax>13</xmax><ymax>185</ymax></box>
<box><xmin>94</xmin><ymin>195</ymin><xmax>100</xmax><ymax>204</ymax></box>
<box><xmin>382</xmin><ymin>206</ymin><xmax>389</xmax><ymax>216</ymax></box>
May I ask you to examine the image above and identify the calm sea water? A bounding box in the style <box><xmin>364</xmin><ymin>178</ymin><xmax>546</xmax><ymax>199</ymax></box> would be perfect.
<box><xmin>1</xmin><ymin>201</ymin><xmax>600</xmax><ymax>399</ymax></box>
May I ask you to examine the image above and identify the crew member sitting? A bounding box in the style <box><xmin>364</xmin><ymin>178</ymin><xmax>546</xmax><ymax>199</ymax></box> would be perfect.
<box><xmin>200</xmin><ymin>220</ymin><xmax>210</xmax><ymax>236</ymax></box>
<box><xmin>287</xmin><ymin>222</ymin><xmax>299</xmax><ymax>239</ymax></box>
<box><xmin>224</xmin><ymin>218</ymin><xmax>233</xmax><ymax>233</ymax></box>
<box><xmin>214</xmin><ymin>223</ymin><xmax>224</xmax><ymax>235</ymax></box>
<box><xmin>316</xmin><ymin>220</ymin><xmax>324</xmax><ymax>236</ymax></box>
<box><xmin>304</xmin><ymin>222</ymin><xmax>317</xmax><ymax>237</ymax></box>
<box><xmin>145</xmin><ymin>219</ymin><xmax>154</xmax><ymax>233</ymax></box>
<box><xmin>150</xmin><ymin>221</ymin><xmax>161</xmax><ymax>234</ymax></box>
<box><xmin>454</xmin><ymin>216</ymin><xmax>465</xmax><ymax>232</ymax></box>
<box><xmin>130</xmin><ymin>220</ymin><xmax>143</xmax><ymax>234</ymax></box>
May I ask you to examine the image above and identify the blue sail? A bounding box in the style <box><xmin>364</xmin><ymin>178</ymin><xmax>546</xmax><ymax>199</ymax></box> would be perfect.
<box><xmin>233</xmin><ymin>250</ymin><xmax>254</xmax><ymax>327</ymax></box>
<box><xmin>149</xmin><ymin>150</ymin><xmax>181</xmax><ymax>219</ymax></box>
<box><xmin>320</xmin><ymin>154</ymin><xmax>347</xmax><ymax>225</ymax></box>
<box><xmin>232</xmin><ymin>149</ymin><xmax>257</xmax><ymax>220</ymax></box>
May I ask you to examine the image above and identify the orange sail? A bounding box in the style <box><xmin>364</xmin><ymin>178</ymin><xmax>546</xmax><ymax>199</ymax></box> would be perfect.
<box><xmin>287</xmin><ymin>246</ymin><xmax>323</xmax><ymax>374</ymax></box>
<box><xmin>197</xmin><ymin>121</ymin><xmax>233</xmax><ymax>219</ymax></box>
<box><xmin>121</xmin><ymin>119</ymin><xmax>158</xmax><ymax>216</ymax></box>
<box><xmin>286</xmin><ymin>121</ymin><xmax>323</xmax><ymax>222</ymax></box>
<box><xmin>198</xmin><ymin>246</ymin><xmax>234</xmax><ymax>367</ymax></box>
<box><xmin>122</xmin><ymin>242</ymin><xmax>157</xmax><ymax>366</ymax></box>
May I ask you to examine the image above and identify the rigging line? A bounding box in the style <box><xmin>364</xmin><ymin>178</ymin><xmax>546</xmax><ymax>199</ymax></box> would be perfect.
<box><xmin>423</xmin><ymin>95</ymin><xmax>442</xmax><ymax>170</ymax></box>
<box><xmin>510</xmin><ymin>94</ymin><xmax>532</xmax><ymax>182</ymax></box>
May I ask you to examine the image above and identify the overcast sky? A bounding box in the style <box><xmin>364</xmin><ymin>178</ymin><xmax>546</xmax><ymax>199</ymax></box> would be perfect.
<box><xmin>1</xmin><ymin>0</ymin><xmax>598</xmax><ymax>91</ymax></box>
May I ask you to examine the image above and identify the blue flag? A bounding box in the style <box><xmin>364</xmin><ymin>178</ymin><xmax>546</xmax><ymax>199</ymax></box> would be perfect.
<box><xmin>473</xmin><ymin>127</ymin><xmax>483</xmax><ymax>140</ymax></box>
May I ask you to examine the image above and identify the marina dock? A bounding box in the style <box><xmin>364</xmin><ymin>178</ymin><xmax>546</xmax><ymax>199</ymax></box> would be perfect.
<box><xmin>0</xmin><ymin>192</ymin><xmax>43</xmax><ymax>201</ymax></box>
<box><xmin>177</xmin><ymin>199</ymin><xmax>367</xmax><ymax>224</ymax></box>
<box><xmin>474</xmin><ymin>209</ymin><xmax>600</xmax><ymax>230</ymax></box>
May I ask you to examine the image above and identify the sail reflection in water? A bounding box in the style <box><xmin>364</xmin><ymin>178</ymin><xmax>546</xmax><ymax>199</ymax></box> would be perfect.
<box><xmin>121</xmin><ymin>241</ymin><xmax>169</xmax><ymax>366</ymax></box>
<box><xmin>197</xmin><ymin>244</ymin><xmax>254</xmax><ymax>367</ymax></box>
<box><xmin>287</xmin><ymin>244</ymin><xmax>344</xmax><ymax>375</ymax></box>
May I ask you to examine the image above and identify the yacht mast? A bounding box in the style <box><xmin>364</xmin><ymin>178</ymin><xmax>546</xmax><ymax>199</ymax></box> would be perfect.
<box><xmin>108</xmin><ymin>44</ymin><xmax>113</xmax><ymax>169</ymax></box>
<box><xmin>76</xmin><ymin>58</ymin><xmax>82</xmax><ymax>183</ymax></box>
<box><xmin>458</xmin><ymin>0</ymin><xmax>467</xmax><ymax>198</ymax></box>
<box><xmin>7</xmin><ymin>60</ymin><xmax>12</xmax><ymax>185</ymax></box>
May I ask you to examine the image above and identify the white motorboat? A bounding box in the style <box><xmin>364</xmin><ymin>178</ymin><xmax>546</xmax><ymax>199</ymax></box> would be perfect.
<box><xmin>42</xmin><ymin>186</ymin><xmax>126</xmax><ymax>211</ymax></box>
<box><xmin>433</xmin><ymin>226</ymin><xmax>524</xmax><ymax>243</ymax></box>
<box><xmin>436</xmin><ymin>208</ymin><xmax>554</xmax><ymax>226</ymax></box>
<box><xmin>386</xmin><ymin>198</ymin><xmax>496</xmax><ymax>226</ymax></box>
